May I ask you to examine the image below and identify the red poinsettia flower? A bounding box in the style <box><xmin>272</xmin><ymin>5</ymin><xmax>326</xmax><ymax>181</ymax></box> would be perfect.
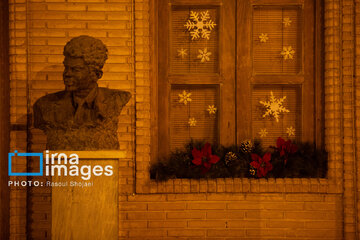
<box><xmin>250</xmin><ymin>152</ymin><xmax>272</xmax><ymax>178</ymax></box>
<box><xmin>276</xmin><ymin>137</ymin><xmax>298</xmax><ymax>164</ymax></box>
<box><xmin>192</xmin><ymin>143</ymin><xmax>220</xmax><ymax>173</ymax></box>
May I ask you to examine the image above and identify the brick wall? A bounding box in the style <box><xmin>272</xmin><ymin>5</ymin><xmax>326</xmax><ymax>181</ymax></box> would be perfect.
<box><xmin>9</xmin><ymin>0</ymin><xmax>135</xmax><ymax>239</ymax></box>
<box><xmin>119</xmin><ymin>193</ymin><xmax>343</xmax><ymax>239</ymax></box>
<box><xmin>8</xmin><ymin>0</ymin><xmax>359</xmax><ymax>239</ymax></box>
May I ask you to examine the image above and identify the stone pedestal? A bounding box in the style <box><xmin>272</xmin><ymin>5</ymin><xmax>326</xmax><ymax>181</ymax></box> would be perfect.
<box><xmin>50</xmin><ymin>151</ymin><xmax>123</xmax><ymax>240</ymax></box>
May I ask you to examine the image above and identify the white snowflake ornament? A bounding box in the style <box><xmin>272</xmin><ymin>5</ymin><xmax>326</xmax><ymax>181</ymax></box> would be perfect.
<box><xmin>178</xmin><ymin>90</ymin><xmax>192</xmax><ymax>105</ymax></box>
<box><xmin>259</xmin><ymin>91</ymin><xmax>290</xmax><ymax>122</ymax></box>
<box><xmin>283</xmin><ymin>17</ymin><xmax>292</xmax><ymax>27</ymax></box>
<box><xmin>259</xmin><ymin>33</ymin><xmax>269</xmax><ymax>43</ymax></box>
<box><xmin>281</xmin><ymin>46</ymin><xmax>295</xmax><ymax>60</ymax></box>
<box><xmin>286</xmin><ymin>126</ymin><xmax>296</xmax><ymax>137</ymax></box>
<box><xmin>258</xmin><ymin>128</ymin><xmax>268</xmax><ymax>138</ymax></box>
<box><xmin>197</xmin><ymin>48</ymin><xmax>211</xmax><ymax>62</ymax></box>
<box><xmin>207</xmin><ymin>105</ymin><xmax>217</xmax><ymax>114</ymax></box>
<box><xmin>188</xmin><ymin>117</ymin><xmax>197</xmax><ymax>126</ymax></box>
<box><xmin>177</xmin><ymin>48</ymin><xmax>188</xmax><ymax>58</ymax></box>
<box><xmin>184</xmin><ymin>10</ymin><xmax>217</xmax><ymax>40</ymax></box>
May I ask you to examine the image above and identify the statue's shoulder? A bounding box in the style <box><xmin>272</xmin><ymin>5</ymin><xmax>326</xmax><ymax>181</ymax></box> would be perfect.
<box><xmin>34</xmin><ymin>91</ymin><xmax>68</xmax><ymax>109</ymax></box>
<box><xmin>98</xmin><ymin>87</ymin><xmax>131</xmax><ymax>106</ymax></box>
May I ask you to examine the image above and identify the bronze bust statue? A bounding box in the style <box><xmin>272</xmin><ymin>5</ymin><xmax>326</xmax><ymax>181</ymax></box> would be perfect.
<box><xmin>33</xmin><ymin>35</ymin><xmax>131</xmax><ymax>150</ymax></box>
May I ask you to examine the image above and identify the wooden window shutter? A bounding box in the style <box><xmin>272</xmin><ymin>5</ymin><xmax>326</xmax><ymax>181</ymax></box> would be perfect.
<box><xmin>158</xmin><ymin>0</ymin><xmax>236</xmax><ymax>158</ymax></box>
<box><xmin>237</xmin><ymin>0</ymin><xmax>317</xmax><ymax>146</ymax></box>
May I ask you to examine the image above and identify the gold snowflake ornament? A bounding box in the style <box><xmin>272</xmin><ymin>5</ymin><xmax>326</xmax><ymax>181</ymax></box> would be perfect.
<box><xmin>184</xmin><ymin>10</ymin><xmax>217</xmax><ymax>40</ymax></box>
<box><xmin>283</xmin><ymin>17</ymin><xmax>292</xmax><ymax>27</ymax></box>
<box><xmin>286</xmin><ymin>126</ymin><xmax>296</xmax><ymax>137</ymax></box>
<box><xmin>259</xmin><ymin>33</ymin><xmax>269</xmax><ymax>43</ymax></box>
<box><xmin>281</xmin><ymin>46</ymin><xmax>295</xmax><ymax>60</ymax></box>
<box><xmin>177</xmin><ymin>48</ymin><xmax>187</xmax><ymax>58</ymax></box>
<box><xmin>197</xmin><ymin>48</ymin><xmax>211</xmax><ymax>62</ymax></box>
<box><xmin>258</xmin><ymin>128</ymin><xmax>268</xmax><ymax>138</ymax></box>
<box><xmin>178</xmin><ymin>90</ymin><xmax>192</xmax><ymax>105</ymax></box>
<box><xmin>207</xmin><ymin>105</ymin><xmax>217</xmax><ymax>114</ymax></box>
<box><xmin>259</xmin><ymin>91</ymin><xmax>290</xmax><ymax>122</ymax></box>
<box><xmin>188</xmin><ymin>117</ymin><xmax>197</xmax><ymax>126</ymax></box>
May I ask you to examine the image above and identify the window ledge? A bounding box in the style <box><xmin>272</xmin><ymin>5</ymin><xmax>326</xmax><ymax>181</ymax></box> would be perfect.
<box><xmin>135</xmin><ymin>177</ymin><xmax>342</xmax><ymax>194</ymax></box>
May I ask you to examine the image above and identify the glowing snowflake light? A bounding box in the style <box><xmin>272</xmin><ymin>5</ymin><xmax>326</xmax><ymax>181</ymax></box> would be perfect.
<box><xmin>178</xmin><ymin>90</ymin><xmax>192</xmax><ymax>105</ymax></box>
<box><xmin>259</xmin><ymin>91</ymin><xmax>290</xmax><ymax>122</ymax></box>
<box><xmin>207</xmin><ymin>105</ymin><xmax>217</xmax><ymax>114</ymax></box>
<box><xmin>259</xmin><ymin>33</ymin><xmax>269</xmax><ymax>43</ymax></box>
<box><xmin>197</xmin><ymin>48</ymin><xmax>211</xmax><ymax>62</ymax></box>
<box><xmin>281</xmin><ymin>46</ymin><xmax>295</xmax><ymax>60</ymax></box>
<box><xmin>188</xmin><ymin>117</ymin><xmax>197</xmax><ymax>126</ymax></box>
<box><xmin>286</xmin><ymin>126</ymin><xmax>296</xmax><ymax>137</ymax></box>
<box><xmin>177</xmin><ymin>48</ymin><xmax>188</xmax><ymax>58</ymax></box>
<box><xmin>184</xmin><ymin>10</ymin><xmax>217</xmax><ymax>40</ymax></box>
<box><xmin>258</xmin><ymin>128</ymin><xmax>268</xmax><ymax>138</ymax></box>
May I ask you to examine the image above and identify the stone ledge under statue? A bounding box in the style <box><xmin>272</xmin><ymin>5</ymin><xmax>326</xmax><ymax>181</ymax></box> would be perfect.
<box><xmin>33</xmin><ymin>35</ymin><xmax>131</xmax><ymax>150</ymax></box>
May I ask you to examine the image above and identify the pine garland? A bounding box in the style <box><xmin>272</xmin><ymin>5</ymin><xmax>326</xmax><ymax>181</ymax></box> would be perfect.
<box><xmin>150</xmin><ymin>138</ymin><xmax>327</xmax><ymax>181</ymax></box>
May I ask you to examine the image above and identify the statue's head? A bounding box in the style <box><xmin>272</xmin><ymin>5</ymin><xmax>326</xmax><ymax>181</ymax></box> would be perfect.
<box><xmin>63</xmin><ymin>35</ymin><xmax>108</xmax><ymax>92</ymax></box>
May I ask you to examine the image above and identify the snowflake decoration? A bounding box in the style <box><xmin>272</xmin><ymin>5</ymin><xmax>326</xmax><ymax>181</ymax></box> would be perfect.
<box><xmin>178</xmin><ymin>90</ymin><xmax>192</xmax><ymax>105</ymax></box>
<box><xmin>286</xmin><ymin>126</ymin><xmax>296</xmax><ymax>137</ymax></box>
<box><xmin>259</xmin><ymin>33</ymin><xmax>269</xmax><ymax>43</ymax></box>
<box><xmin>258</xmin><ymin>128</ymin><xmax>268</xmax><ymax>138</ymax></box>
<box><xmin>197</xmin><ymin>48</ymin><xmax>211</xmax><ymax>62</ymax></box>
<box><xmin>283</xmin><ymin>17</ymin><xmax>292</xmax><ymax>27</ymax></box>
<box><xmin>281</xmin><ymin>46</ymin><xmax>295</xmax><ymax>60</ymax></box>
<box><xmin>188</xmin><ymin>117</ymin><xmax>197</xmax><ymax>126</ymax></box>
<box><xmin>184</xmin><ymin>10</ymin><xmax>217</xmax><ymax>40</ymax></box>
<box><xmin>259</xmin><ymin>91</ymin><xmax>290</xmax><ymax>122</ymax></box>
<box><xmin>207</xmin><ymin>105</ymin><xmax>217</xmax><ymax>114</ymax></box>
<box><xmin>177</xmin><ymin>48</ymin><xmax>188</xmax><ymax>58</ymax></box>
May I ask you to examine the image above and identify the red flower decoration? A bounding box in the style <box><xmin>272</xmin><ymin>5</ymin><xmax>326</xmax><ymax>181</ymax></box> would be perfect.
<box><xmin>276</xmin><ymin>137</ymin><xmax>298</xmax><ymax>164</ymax></box>
<box><xmin>250</xmin><ymin>152</ymin><xmax>272</xmax><ymax>177</ymax></box>
<box><xmin>192</xmin><ymin>143</ymin><xmax>220</xmax><ymax>173</ymax></box>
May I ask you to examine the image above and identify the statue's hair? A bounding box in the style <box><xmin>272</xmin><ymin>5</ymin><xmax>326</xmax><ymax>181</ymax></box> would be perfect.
<box><xmin>63</xmin><ymin>35</ymin><xmax>108</xmax><ymax>72</ymax></box>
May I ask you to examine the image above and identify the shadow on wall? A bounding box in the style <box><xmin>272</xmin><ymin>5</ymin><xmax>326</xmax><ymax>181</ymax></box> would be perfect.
<box><xmin>10</xmin><ymin>64</ymin><xmax>63</xmax><ymax>151</ymax></box>
<box><xmin>30</xmin><ymin>64</ymin><xmax>64</xmax><ymax>152</ymax></box>
<box><xmin>11</xmin><ymin>64</ymin><xmax>63</xmax><ymax>240</ymax></box>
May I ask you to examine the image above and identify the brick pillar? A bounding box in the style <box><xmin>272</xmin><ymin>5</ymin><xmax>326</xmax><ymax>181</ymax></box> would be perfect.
<box><xmin>0</xmin><ymin>0</ymin><xmax>10</xmax><ymax>239</ymax></box>
<box><xmin>342</xmin><ymin>0</ymin><xmax>358</xmax><ymax>239</ymax></box>
<box><xmin>355</xmin><ymin>0</ymin><xmax>360</xmax><ymax>238</ymax></box>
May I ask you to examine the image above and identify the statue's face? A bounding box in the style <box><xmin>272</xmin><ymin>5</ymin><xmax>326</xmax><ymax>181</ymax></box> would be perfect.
<box><xmin>63</xmin><ymin>56</ymin><xmax>93</xmax><ymax>92</ymax></box>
